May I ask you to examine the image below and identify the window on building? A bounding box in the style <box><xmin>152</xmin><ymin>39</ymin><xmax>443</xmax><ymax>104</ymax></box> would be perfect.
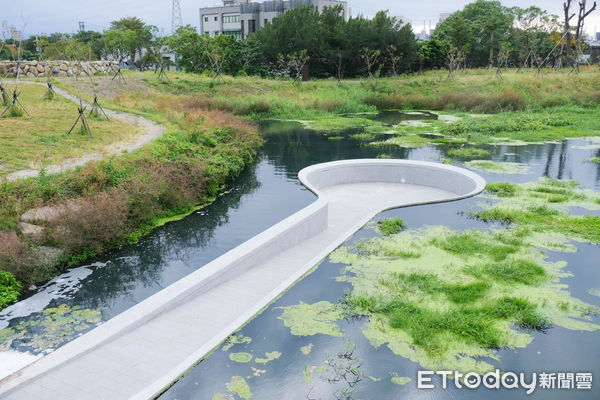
<box><xmin>248</xmin><ymin>19</ymin><xmax>256</xmax><ymax>33</ymax></box>
<box><xmin>223</xmin><ymin>15</ymin><xmax>240</xmax><ymax>23</ymax></box>
<box><xmin>241</xmin><ymin>21</ymin><xmax>245</xmax><ymax>38</ymax></box>
<box><xmin>204</xmin><ymin>17</ymin><xmax>208</xmax><ymax>22</ymax></box>
<box><xmin>214</xmin><ymin>31</ymin><xmax>220</xmax><ymax>36</ymax></box>
<box><xmin>214</xmin><ymin>16</ymin><xmax>218</xmax><ymax>21</ymax></box>
<box><xmin>224</xmin><ymin>30</ymin><xmax>242</xmax><ymax>40</ymax></box>
<box><xmin>264</xmin><ymin>18</ymin><xmax>268</xmax><ymax>26</ymax></box>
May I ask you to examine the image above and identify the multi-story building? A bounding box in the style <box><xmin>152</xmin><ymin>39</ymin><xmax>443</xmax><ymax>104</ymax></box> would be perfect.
<box><xmin>200</xmin><ymin>0</ymin><xmax>349</xmax><ymax>39</ymax></box>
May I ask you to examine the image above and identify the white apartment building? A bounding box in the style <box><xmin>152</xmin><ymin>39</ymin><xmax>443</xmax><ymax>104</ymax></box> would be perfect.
<box><xmin>200</xmin><ymin>0</ymin><xmax>349</xmax><ymax>39</ymax></box>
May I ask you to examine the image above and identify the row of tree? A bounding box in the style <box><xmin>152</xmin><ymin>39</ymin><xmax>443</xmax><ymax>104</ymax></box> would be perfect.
<box><xmin>1</xmin><ymin>1</ymin><xmax>598</xmax><ymax>78</ymax></box>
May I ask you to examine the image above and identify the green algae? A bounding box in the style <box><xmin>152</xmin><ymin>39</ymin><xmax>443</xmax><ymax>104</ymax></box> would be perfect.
<box><xmin>465</xmin><ymin>160</ymin><xmax>530</xmax><ymax>174</ymax></box>
<box><xmin>329</xmin><ymin>221</ymin><xmax>600</xmax><ymax>374</ymax></box>
<box><xmin>446</xmin><ymin>147</ymin><xmax>491</xmax><ymax>160</ymax></box>
<box><xmin>255</xmin><ymin>351</ymin><xmax>281</xmax><ymax>365</ymax></box>
<box><xmin>222</xmin><ymin>335</ymin><xmax>252</xmax><ymax>351</ymax></box>
<box><xmin>277</xmin><ymin>301</ymin><xmax>344</xmax><ymax>337</ymax></box>
<box><xmin>390</xmin><ymin>373</ymin><xmax>411</xmax><ymax>386</ymax></box>
<box><xmin>588</xmin><ymin>289</ymin><xmax>600</xmax><ymax>298</ymax></box>
<box><xmin>226</xmin><ymin>376</ymin><xmax>252</xmax><ymax>400</ymax></box>
<box><xmin>370</xmin><ymin>134</ymin><xmax>431</xmax><ymax>148</ymax></box>
<box><xmin>229</xmin><ymin>352</ymin><xmax>253</xmax><ymax>363</ymax></box>
<box><xmin>473</xmin><ymin>178</ymin><xmax>600</xmax><ymax>243</ymax></box>
<box><xmin>588</xmin><ymin>157</ymin><xmax>600</xmax><ymax>164</ymax></box>
<box><xmin>0</xmin><ymin>304</ymin><xmax>101</xmax><ymax>352</ymax></box>
<box><xmin>300</xmin><ymin>343</ymin><xmax>313</xmax><ymax>355</ymax></box>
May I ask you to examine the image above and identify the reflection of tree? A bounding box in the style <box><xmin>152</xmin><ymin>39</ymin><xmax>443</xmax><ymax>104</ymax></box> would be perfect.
<box><xmin>261</xmin><ymin>121</ymin><xmax>411</xmax><ymax>180</ymax></box>
<box><xmin>61</xmin><ymin>163</ymin><xmax>262</xmax><ymax>312</ymax></box>
<box><xmin>595</xmin><ymin>149</ymin><xmax>600</xmax><ymax>185</ymax></box>
<box><xmin>543</xmin><ymin>143</ymin><xmax>557</xmax><ymax>177</ymax></box>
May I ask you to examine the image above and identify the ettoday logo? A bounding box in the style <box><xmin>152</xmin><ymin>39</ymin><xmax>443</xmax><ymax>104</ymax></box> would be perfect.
<box><xmin>417</xmin><ymin>370</ymin><xmax>593</xmax><ymax>394</ymax></box>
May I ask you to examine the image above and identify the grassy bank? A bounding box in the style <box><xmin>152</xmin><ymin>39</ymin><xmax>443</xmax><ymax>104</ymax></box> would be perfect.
<box><xmin>0</xmin><ymin>84</ymin><xmax>136</xmax><ymax>175</ymax></box>
<box><xmin>0</xmin><ymin>77</ymin><xmax>263</xmax><ymax>301</ymax></box>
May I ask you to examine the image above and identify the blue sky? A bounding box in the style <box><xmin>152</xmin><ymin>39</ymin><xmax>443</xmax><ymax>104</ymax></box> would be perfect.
<box><xmin>2</xmin><ymin>1</ymin><xmax>599</xmax><ymax>37</ymax></box>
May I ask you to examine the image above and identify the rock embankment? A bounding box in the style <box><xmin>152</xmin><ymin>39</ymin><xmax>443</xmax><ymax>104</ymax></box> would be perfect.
<box><xmin>0</xmin><ymin>61</ymin><xmax>119</xmax><ymax>77</ymax></box>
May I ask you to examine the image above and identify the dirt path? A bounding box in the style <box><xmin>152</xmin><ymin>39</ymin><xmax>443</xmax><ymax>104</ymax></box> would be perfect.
<box><xmin>5</xmin><ymin>82</ymin><xmax>165</xmax><ymax>181</ymax></box>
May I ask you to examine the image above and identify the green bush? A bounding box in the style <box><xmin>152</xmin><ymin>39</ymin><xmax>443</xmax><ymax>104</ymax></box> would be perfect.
<box><xmin>0</xmin><ymin>270</ymin><xmax>21</xmax><ymax>309</ymax></box>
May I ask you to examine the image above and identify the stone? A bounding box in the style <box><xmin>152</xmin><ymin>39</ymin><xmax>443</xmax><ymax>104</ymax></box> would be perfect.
<box><xmin>37</xmin><ymin>64</ymin><xmax>45</xmax><ymax>73</ymax></box>
<box><xmin>51</xmin><ymin>66</ymin><xmax>60</xmax><ymax>75</ymax></box>
<box><xmin>18</xmin><ymin>222</ymin><xmax>46</xmax><ymax>243</ymax></box>
<box><xmin>21</xmin><ymin>206</ymin><xmax>61</xmax><ymax>224</ymax></box>
<box><xmin>26</xmin><ymin>72</ymin><xmax>34</xmax><ymax>78</ymax></box>
<box><xmin>60</xmin><ymin>63</ymin><xmax>68</xmax><ymax>71</ymax></box>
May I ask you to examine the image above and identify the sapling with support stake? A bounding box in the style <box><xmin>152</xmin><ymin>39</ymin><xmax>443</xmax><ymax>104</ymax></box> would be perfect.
<box><xmin>43</xmin><ymin>77</ymin><xmax>56</xmax><ymax>100</ymax></box>
<box><xmin>67</xmin><ymin>60</ymin><xmax>93</xmax><ymax>137</ymax></box>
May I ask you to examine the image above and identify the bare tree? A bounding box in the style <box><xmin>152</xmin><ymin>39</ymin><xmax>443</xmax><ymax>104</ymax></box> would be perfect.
<box><xmin>446</xmin><ymin>46</ymin><xmax>464</xmax><ymax>78</ymax></box>
<box><xmin>570</xmin><ymin>0</ymin><xmax>597</xmax><ymax>72</ymax></box>
<box><xmin>277</xmin><ymin>50</ymin><xmax>310</xmax><ymax>85</ymax></box>
<box><xmin>361</xmin><ymin>47</ymin><xmax>381</xmax><ymax>79</ymax></box>
<box><xmin>386</xmin><ymin>44</ymin><xmax>403</xmax><ymax>77</ymax></box>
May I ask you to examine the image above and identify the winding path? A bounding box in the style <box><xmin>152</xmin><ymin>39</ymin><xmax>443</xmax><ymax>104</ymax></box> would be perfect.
<box><xmin>6</xmin><ymin>82</ymin><xmax>165</xmax><ymax>181</ymax></box>
<box><xmin>0</xmin><ymin>159</ymin><xmax>485</xmax><ymax>400</ymax></box>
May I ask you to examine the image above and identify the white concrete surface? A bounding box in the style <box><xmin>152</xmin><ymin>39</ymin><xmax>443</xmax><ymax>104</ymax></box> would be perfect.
<box><xmin>0</xmin><ymin>159</ymin><xmax>485</xmax><ymax>400</ymax></box>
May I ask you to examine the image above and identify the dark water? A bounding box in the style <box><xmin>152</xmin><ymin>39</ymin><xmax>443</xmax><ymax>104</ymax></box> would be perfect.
<box><xmin>1</xmin><ymin>114</ymin><xmax>600</xmax><ymax>398</ymax></box>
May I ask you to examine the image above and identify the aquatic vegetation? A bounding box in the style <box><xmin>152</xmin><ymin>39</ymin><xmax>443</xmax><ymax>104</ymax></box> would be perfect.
<box><xmin>255</xmin><ymin>351</ymin><xmax>281</xmax><ymax>365</ymax></box>
<box><xmin>589</xmin><ymin>289</ymin><xmax>600</xmax><ymax>298</ymax></box>
<box><xmin>277</xmin><ymin>301</ymin><xmax>344</xmax><ymax>337</ymax></box>
<box><xmin>0</xmin><ymin>271</ymin><xmax>21</xmax><ymax>309</ymax></box>
<box><xmin>370</xmin><ymin>134</ymin><xmax>431</xmax><ymax>148</ymax></box>
<box><xmin>390</xmin><ymin>373</ymin><xmax>411</xmax><ymax>386</ymax></box>
<box><xmin>485</xmin><ymin>182</ymin><xmax>519</xmax><ymax>197</ymax></box>
<box><xmin>377</xmin><ymin>218</ymin><xmax>406</xmax><ymax>236</ymax></box>
<box><xmin>226</xmin><ymin>376</ymin><xmax>252</xmax><ymax>400</ymax></box>
<box><xmin>473</xmin><ymin>178</ymin><xmax>600</xmax><ymax>243</ymax></box>
<box><xmin>446</xmin><ymin>147</ymin><xmax>491</xmax><ymax>160</ymax></box>
<box><xmin>327</xmin><ymin>219</ymin><xmax>600</xmax><ymax>374</ymax></box>
<box><xmin>222</xmin><ymin>334</ymin><xmax>252</xmax><ymax>351</ymax></box>
<box><xmin>300</xmin><ymin>343</ymin><xmax>313</xmax><ymax>355</ymax></box>
<box><xmin>304</xmin><ymin>116</ymin><xmax>381</xmax><ymax>133</ymax></box>
<box><xmin>588</xmin><ymin>157</ymin><xmax>600</xmax><ymax>164</ymax></box>
<box><xmin>465</xmin><ymin>160</ymin><xmax>530</xmax><ymax>174</ymax></box>
<box><xmin>229</xmin><ymin>352</ymin><xmax>253</xmax><ymax>363</ymax></box>
<box><xmin>0</xmin><ymin>304</ymin><xmax>101</xmax><ymax>352</ymax></box>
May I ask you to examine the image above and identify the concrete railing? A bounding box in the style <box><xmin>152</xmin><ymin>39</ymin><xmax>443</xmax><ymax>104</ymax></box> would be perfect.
<box><xmin>300</xmin><ymin>159</ymin><xmax>484</xmax><ymax>201</ymax></box>
<box><xmin>0</xmin><ymin>159</ymin><xmax>485</xmax><ymax>397</ymax></box>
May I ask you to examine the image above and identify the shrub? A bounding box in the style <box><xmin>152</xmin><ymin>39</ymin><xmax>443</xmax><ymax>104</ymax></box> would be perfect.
<box><xmin>377</xmin><ymin>218</ymin><xmax>406</xmax><ymax>235</ymax></box>
<box><xmin>0</xmin><ymin>270</ymin><xmax>21</xmax><ymax>309</ymax></box>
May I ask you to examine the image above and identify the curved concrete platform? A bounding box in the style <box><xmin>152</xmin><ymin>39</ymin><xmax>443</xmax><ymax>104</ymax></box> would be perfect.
<box><xmin>0</xmin><ymin>160</ymin><xmax>485</xmax><ymax>400</ymax></box>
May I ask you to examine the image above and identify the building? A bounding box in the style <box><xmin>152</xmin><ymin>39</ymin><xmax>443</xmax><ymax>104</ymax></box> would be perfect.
<box><xmin>200</xmin><ymin>0</ymin><xmax>349</xmax><ymax>39</ymax></box>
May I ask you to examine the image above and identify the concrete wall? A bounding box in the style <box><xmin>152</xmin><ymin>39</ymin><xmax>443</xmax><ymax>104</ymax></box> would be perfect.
<box><xmin>0</xmin><ymin>61</ymin><xmax>119</xmax><ymax>77</ymax></box>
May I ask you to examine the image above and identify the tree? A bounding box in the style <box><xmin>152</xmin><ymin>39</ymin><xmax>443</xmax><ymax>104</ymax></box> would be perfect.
<box><xmin>39</xmin><ymin>38</ymin><xmax>92</xmax><ymax>61</ymax></box>
<box><xmin>166</xmin><ymin>25</ymin><xmax>207</xmax><ymax>73</ymax></box>
<box><xmin>102</xmin><ymin>29</ymin><xmax>137</xmax><ymax>64</ymax></box>
<box><xmin>108</xmin><ymin>17</ymin><xmax>155</xmax><ymax>67</ymax></box>
<box><xmin>278</xmin><ymin>49</ymin><xmax>310</xmax><ymax>84</ymax></box>
<box><xmin>362</xmin><ymin>47</ymin><xmax>381</xmax><ymax>78</ymax></box>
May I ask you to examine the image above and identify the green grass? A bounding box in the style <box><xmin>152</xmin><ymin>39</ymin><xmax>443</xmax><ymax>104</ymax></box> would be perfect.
<box><xmin>486</xmin><ymin>182</ymin><xmax>519</xmax><ymax>197</ymax></box>
<box><xmin>0</xmin><ymin>270</ymin><xmax>21</xmax><ymax>309</ymax></box>
<box><xmin>377</xmin><ymin>218</ymin><xmax>406</xmax><ymax>235</ymax></box>
<box><xmin>0</xmin><ymin>84</ymin><xmax>137</xmax><ymax>175</ymax></box>
<box><xmin>467</xmin><ymin>260</ymin><xmax>548</xmax><ymax>286</ymax></box>
<box><xmin>431</xmin><ymin>230</ymin><xmax>519</xmax><ymax>261</ymax></box>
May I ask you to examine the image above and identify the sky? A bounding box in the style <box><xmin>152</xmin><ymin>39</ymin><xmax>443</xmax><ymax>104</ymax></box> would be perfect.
<box><xmin>2</xmin><ymin>0</ymin><xmax>599</xmax><ymax>38</ymax></box>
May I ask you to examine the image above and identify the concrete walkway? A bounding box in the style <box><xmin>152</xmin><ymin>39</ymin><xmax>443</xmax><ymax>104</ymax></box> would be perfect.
<box><xmin>6</xmin><ymin>81</ymin><xmax>165</xmax><ymax>181</ymax></box>
<box><xmin>0</xmin><ymin>160</ymin><xmax>485</xmax><ymax>400</ymax></box>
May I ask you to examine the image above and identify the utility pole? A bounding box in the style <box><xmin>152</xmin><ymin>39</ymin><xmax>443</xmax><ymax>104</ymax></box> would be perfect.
<box><xmin>79</xmin><ymin>21</ymin><xmax>85</xmax><ymax>32</ymax></box>
<box><xmin>172</xmin><ymin>0</ymin><xmax>183</xmax><ymax>34</ymax></box>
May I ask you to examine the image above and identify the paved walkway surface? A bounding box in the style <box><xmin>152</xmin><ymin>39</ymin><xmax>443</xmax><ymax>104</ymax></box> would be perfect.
<box><xmin>6</xmin><ymin>82</ymin><xmax>165</xmax><ymax>181</ymax></box>
<box><xmin>0</xmin><ymin>181</ymin><xmax>457</xmax><ymax>400</ymax></box>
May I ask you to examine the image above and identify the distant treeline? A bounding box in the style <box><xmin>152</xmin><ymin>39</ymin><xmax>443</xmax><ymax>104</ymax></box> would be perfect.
<box><xmin>1</xmin><ymin>1</ymin><xmax>594</xmax><ymax>78</ymax></box>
